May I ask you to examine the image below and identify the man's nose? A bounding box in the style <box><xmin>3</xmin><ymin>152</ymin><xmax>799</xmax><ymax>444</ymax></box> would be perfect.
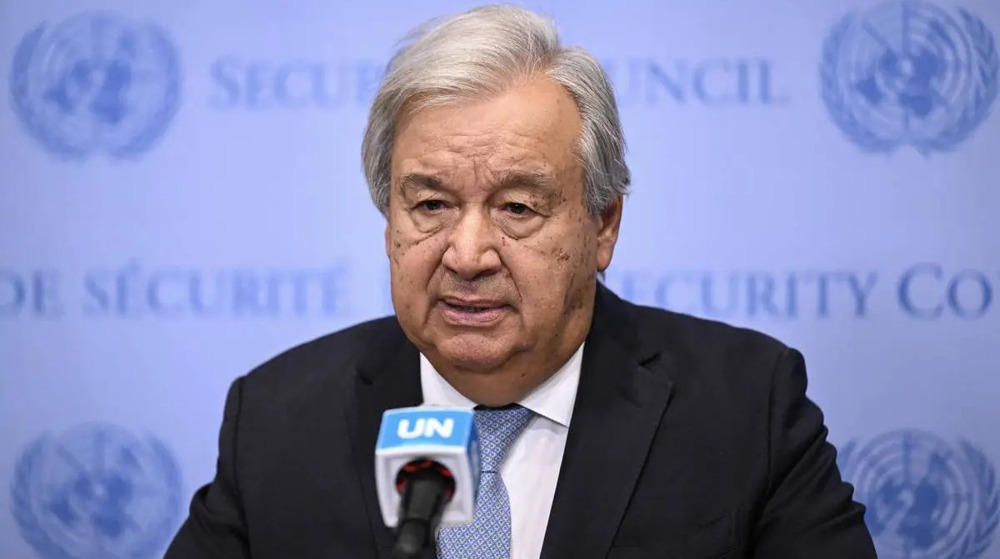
<box><xmin>441</xmin><ymin>208</ymin><xmax>502</xmax><ymax>280</ymax></box>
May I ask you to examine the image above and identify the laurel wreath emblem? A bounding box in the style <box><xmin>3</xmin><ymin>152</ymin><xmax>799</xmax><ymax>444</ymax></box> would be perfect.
<box><xmin>8</xmin><ymin>13</ymin><xmax>182</xmax><ymax>160</ymax></box>
<box><xmin>839</xmin><ymin>435</ymin><xmax>999</xmax><ymax>559</ymax></box>
<box><xmin>820</xmin><ymin>6</ymin><xmax>998</xmax><ymax>155</ymax></box>
<box><xmin>10</xmin><ymin>427</ymin><xmax>183</xmax><ymax>559</ymax></box>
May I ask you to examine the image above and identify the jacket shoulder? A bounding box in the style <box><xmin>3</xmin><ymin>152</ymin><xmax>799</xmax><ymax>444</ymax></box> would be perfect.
<box><xmin>239</xmin><ymin>315</ymin><xmax>402</xmax><ymax>397</ymax></box>
<box><xmin>628</xmin><ymin>301</ymin><xmax>792</xmax><ymax>385</ymax></box>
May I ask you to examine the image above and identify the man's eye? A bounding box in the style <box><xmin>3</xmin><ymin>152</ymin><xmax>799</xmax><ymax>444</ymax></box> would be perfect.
<box><xmin>504</xmin><ymin>202</ymin><xmax>532</xmax><ymax>215</ymax></box>
<box><xmin>417</xmin><ymin>200</ymin><xmax>445</xmax><ymax>211</ymax></box>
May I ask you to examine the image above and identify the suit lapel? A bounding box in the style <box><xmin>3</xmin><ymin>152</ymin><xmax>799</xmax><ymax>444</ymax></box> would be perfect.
<box><xmin>343</xmin><ymin>320</ymin><xmax>427</xmax><ymax>559</ymax></box>
<box><xmin>540</xmin><ymin>285</ymin><xmax>676</xmax><ymax>559</ymax></box>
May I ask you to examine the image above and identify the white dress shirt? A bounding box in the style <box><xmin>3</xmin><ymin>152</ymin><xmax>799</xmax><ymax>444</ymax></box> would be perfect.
<box><xmin>420</xmin><ymin>343</ymin><xmax>583</xmax><ymax>559</ymax></box>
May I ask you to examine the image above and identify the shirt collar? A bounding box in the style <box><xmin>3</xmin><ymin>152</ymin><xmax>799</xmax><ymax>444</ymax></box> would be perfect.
<box><xmin>419</xmin><ymin>343</ymin><xmax>584</xmax><ymax>428</ymax></box>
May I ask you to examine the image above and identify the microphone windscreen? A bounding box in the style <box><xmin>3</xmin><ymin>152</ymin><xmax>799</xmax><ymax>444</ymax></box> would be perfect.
<box><xmin>375</xmin><ymin>407</ymin><xmax>479</xmax><ymax>527</ymax></box>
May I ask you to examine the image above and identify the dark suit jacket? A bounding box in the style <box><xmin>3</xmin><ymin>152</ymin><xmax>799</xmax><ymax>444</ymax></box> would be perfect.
<box><xmin>164</xmin><ymin>284</ymin><xmax>876</xmax><ymax>558</ymax></box>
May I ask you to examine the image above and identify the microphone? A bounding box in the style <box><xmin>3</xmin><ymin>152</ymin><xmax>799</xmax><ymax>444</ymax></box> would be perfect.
<box><xmin>375</xmin><ymin>407</ymin><xmax>479</xmax><ymax>558</ymax></box>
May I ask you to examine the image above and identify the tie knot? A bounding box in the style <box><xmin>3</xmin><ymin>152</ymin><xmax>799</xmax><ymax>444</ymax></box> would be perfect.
<box><xmin>474</xmin><ymin>404</ymin><xmax>533</xmax><ymax>473</ymax></box>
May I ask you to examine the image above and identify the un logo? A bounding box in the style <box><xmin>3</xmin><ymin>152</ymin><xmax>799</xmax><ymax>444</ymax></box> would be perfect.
<box><xmin>821</xmin><ymin>1</ymin><xmax>998</xmax><ymax>154</ymax></box>
<box><xmin>839</xmin><ymin>430</ymin><xmax>999</xmax><ymax>558</ymax></box>
<box><xmin>10</xmin><ymin>424</ymin><xmax>183</xmax><ymax>559</ymax></box>
<box><xmin>9</xmin><ymin>12</ymin><xmax>181</xmax><ymax>159</ymax></box>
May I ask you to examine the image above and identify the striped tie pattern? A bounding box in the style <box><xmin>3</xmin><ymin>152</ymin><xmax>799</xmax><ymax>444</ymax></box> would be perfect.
<box><xmin>437</xmin><ymin>404</ymin><xmax>533</xmax><ymax>558</ymax></box>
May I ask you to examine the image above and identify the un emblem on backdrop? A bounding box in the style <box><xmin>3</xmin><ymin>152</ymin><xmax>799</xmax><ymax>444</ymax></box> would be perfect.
<box><xmin>821</xmin><ymin>1</ymin><xmax>998</xmax><ymax>154</ymax></box>
<box><xmin>839</xmin><ymin>430</ymin><xmax>999</xmax><ymax>558</ymax></box>
<box><xmin>11</xmin><ymin>424</ymin><xmax>183</xmax><ymax>559</ymax></box>
<box><xmin>9</xmin><ymin>12</ymin><xmax>181</xmax><ymax>159</ymax></box>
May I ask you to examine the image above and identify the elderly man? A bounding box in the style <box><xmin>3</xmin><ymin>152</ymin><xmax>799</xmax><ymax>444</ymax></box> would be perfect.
<box><xmin>165</xmin><ymin>5</ymin><xmax>876</xmax><ymax>559</ymax></box>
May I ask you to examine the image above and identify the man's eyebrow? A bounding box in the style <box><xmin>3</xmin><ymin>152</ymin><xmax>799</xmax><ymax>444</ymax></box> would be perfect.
<box><xmin>396</xmin><ymin>170</ymin><xmax>559</xmax><ymax>192</ymax></box>
<box><xmin>398</xmin><ymin>173</ymin><xmax>444</xmax><ymax>192</ymax></box>
<box><xmin>494</xmin><ymin>170</ymin><xmax>559</xmax><ymax>190</ymax></box>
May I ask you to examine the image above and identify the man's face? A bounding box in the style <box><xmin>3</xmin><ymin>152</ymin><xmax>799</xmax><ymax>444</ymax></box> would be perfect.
<box><xmin>386</xmin><ymin>75</ymin><xmax>622</xmax><ymax>404</ymax></box>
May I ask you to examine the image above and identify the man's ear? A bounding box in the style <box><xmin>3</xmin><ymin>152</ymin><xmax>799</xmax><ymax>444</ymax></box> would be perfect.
<box><xmin>595</xmin><ymin>196</ymin><xmax>623</xmax><ymax>272</ymax></box>
<box><xmin>384</xmin><ymin>218</ymin><xmax>392</xmax><ymax>258</ymax></box>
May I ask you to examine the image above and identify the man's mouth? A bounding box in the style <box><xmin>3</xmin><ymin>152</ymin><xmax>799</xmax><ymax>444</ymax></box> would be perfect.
<box><xmin>444</xmin><ymin>301</ymin><xmax>503</xmax><ymax>312</ymax></box>
<box><xmin>444</xmin><ymin>302</ymin><xmax>500</xmax><ymax>313</ymax></box>
<box><xmin>439</xmin><ymin>299</ymin><xmax>509</xmax><ymax>324</ymax></box>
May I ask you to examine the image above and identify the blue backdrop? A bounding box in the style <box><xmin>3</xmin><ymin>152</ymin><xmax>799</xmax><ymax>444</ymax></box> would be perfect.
<box><xmin>1</xmin><ymin>1</ymin><xmax>998</xmax><ymax>558</ymax></box>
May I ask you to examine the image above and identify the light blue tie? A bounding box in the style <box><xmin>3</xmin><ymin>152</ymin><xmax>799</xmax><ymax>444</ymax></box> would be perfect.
<box><xmin>437</xmin><ymin>404</ymin><xmax>533</xmax><ymax>558</ymax></box>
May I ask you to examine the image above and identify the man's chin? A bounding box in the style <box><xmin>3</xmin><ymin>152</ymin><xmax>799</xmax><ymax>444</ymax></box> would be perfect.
<box><xmin>431</xmin><ymin>335</ymin><xmax>516</xmax><ymax>373</ymax></box>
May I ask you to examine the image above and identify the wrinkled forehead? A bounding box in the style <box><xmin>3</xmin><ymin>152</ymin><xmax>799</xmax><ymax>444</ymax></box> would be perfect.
<box><xmin>390</xmin><ymin>145</ymin><xmax>576</xmax><ymax>204</ymax></box>
<box><xmin>389</xmin><ymin>77</ymin><xmax>584</xmax><ymax>191</ymax></box>
<box><xmin>395</xmin><ymin>166</ymin><xmax>565</xmax><ymax>200</ymax></box>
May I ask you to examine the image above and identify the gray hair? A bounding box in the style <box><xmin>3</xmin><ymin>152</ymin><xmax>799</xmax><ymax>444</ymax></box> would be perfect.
<box><xmin>361</xmin><ymin>4</ymin><xmax>630</xmax><ymax>216</ymax></box>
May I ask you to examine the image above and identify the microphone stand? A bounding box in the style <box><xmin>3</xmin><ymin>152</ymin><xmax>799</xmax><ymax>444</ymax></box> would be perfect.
<box><xmin>391</xmin><ymin>469</ymin><xmax>452</xmax><ymax>558</ymax></box>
